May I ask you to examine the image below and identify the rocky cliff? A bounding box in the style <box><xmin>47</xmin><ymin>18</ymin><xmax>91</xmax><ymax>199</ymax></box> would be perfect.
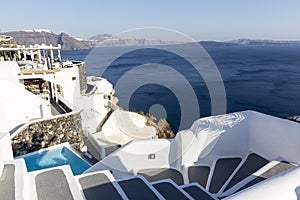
<box><xmin>5</xmin><ymin>30</ymin><xmax>295</xmax><ymax>51</ymax></box>
<box><xmin>2</xmin><ymin>30</ymin><xmax>93</xmax><ymax>50</ymax></box>
<box><xmin>2</xmin><ymin>30</ymin><xmax>181</xmax><ymax>50</ymax></box>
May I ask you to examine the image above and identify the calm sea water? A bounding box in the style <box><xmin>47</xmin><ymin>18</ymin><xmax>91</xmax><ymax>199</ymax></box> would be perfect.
<box><xmin>63</xmin><ymin>45</ymin><xmax>300</xmax><ymax>132</ymax></box>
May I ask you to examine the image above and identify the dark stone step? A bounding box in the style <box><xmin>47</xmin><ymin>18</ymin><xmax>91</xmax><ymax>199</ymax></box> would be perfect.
<box><xmin>209</xmin><ymin>157</ymin><xmax>242</xmax><ymax>193</ymax></box>
<box><xmin>224</xmin><ymin>153</ymin><xmax>269</xmax><ymax>191</ymax></box>
<box><xmin>188</xmin><ymin>165</ymin><xmax>210</xmax><ymax>187</ymax></box>
<box><xmin>236</xmin><ymin>161</ymin><xmax>295</xmax><ymax>193</ymax></box>
<box><xmin>118</xmin><ymin>176</ymin><xmax>161</xmax><ymax>200</ymax></box>
<box><xmin>182</xmin><ymin>184</ymin><xmax>215</xmax><ymax>200</ymax></box>
<box><xmin>153</xmin><ymin>181</ymin><xmax>191</xmax><ymax>200</ymax></box>
<box><xmin>138</xmin><ymin>168</ymin><xmax>184</xmax><ymax>185</ymax></box>
<box><xmin>79</xmin><ymin>172</ymin><xmax>123</xmax><ymax>200</ymax></box>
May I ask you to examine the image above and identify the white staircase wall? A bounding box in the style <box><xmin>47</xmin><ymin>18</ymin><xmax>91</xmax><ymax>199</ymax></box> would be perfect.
<box><xmin>248</xmin><ymin>111</ymin><xmax>300</xmax><ymax>164</ymax></box>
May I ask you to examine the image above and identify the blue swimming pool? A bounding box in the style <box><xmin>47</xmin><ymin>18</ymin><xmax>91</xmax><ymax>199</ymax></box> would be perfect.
<box><xmin>17</xmin><ymin>146</ymin><xmax>91</xmax><ymax>175</ymax></box>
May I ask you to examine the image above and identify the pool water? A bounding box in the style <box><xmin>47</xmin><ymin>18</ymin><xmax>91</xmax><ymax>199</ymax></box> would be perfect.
<box><xmin>19</xmin><ymin>146</ymin><xmax>91</xmax><ymax>175</ymax></box>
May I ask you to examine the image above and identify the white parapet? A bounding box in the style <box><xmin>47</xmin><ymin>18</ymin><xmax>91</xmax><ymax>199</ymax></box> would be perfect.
<box><xmin>225</xmin><ymin>166</ymin><xmax>300</xmax><ymax>200</ymax></box>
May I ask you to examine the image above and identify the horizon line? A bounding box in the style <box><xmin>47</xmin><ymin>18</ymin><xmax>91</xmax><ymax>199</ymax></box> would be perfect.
<box><xmin>1</xmin><ymin>29</ymin><xmax>300</xmax><ymax>43</ymax></box>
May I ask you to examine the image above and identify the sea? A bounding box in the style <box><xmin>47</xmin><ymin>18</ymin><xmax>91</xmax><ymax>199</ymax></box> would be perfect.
<box><xmin>62</xmin><ymin>45</ymin><xmax>300</xmax><ymax>132</ymax></box>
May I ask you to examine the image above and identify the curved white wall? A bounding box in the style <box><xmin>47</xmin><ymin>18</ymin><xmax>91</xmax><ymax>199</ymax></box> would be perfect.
<box><xmin>0</xmin><ymin>62</ymin><xmax>51</xmax><ymax>133</ymax></box>
<box><xmin>86</xmin><ymin>111</ymin><xmax>300</xmax><ymax>181</ymax></box>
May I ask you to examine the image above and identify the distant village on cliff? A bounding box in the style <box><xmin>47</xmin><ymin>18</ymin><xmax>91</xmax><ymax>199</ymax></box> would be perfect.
<box><xmin>2</xmin><ymin>29</ymin><xmax>300</xmax><ymax>50</ymax></box>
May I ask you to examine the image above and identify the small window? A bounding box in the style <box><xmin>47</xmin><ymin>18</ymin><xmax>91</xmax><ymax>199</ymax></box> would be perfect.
<box><xmin>72</xmin><ymin>77</ymin><xmax>76</xmax><ymax>81</ymax></box>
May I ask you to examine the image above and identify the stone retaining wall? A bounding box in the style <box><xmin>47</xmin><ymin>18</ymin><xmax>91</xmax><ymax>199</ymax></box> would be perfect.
<box><xmin>11</xmin><ymin>113</ymin><xmax>84</xmax><ymax>157</ymax></box>
<box><xmin>77</xmin><ymin>62</ymin><xmax>87</xmax><ymax>94</ymax></box>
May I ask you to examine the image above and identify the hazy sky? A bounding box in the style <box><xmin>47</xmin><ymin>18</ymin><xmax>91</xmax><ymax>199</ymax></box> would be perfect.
<box><xmin>1</xmin><ymin>0</ymin><xmax>299</xmax><ymax>41</ymax></box>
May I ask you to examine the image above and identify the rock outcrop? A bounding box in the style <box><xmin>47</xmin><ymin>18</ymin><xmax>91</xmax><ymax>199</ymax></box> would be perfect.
<box><xmin>288</xmin><ymin>115</ymin><xmax>300</xmax><ymax>123</ymax></box>
<box><xmin>142</xmin><ymin>113</ymin><xmax>175</xmax><ymax>138</ymax></box>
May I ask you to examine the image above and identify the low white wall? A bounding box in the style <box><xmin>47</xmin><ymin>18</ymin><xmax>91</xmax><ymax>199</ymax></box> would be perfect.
<box><xmin>174</xmin><ymin>110</ymin><xmax>300</xmax><ymax>168</ymax></box>
<box><xmin>249</xmin><ymin>112</ymin><xmax>300</xmax><ymax>163</ymax></box>
<box><xmin>85</xmin><ymin>139</ymin><xmax>172</xmax><ymax>176</ymax></box>
<box><xmin>226</xmin><ymin>166</ymin><xmax>300</xmax><ymax>200</ymax></box>
<box><xmin>181</xmin><ymin>111</ymin><xmax>251</xmax><ymax>168</ymax></box>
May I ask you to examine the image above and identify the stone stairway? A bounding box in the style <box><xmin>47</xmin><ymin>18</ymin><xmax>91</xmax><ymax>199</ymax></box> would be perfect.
<box><xmin>0</xmin><ymin>153</ymin><xmax>296</xmax><ymax>200</ymax></box>
<box><xmin>77</xmin><ymin>172</ymin><xmax>216</xmax><ymax>200</ymax></box>
<box><xmin>134</xmin><ymin>153</ymin><xmax>296</xmax><ymax>199</ymax></box>
<box><xmin>185</xmin><ymin>153</ymin><xmax>296</xmax><ymax>198</ymax></box>
<box><xmin>0</xmin><ymin>158</ymin><xmax>216</xmax><ymax>200</ymax></box>
<box><xmin>152</xmin><ymin>179</ymin><xmax>194</xmax><ymax>200</ymax></box>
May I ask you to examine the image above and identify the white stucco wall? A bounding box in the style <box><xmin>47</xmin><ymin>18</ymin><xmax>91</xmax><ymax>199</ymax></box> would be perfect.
<box><xmin>0</xmin><ymin>61</ymin><xmax>20</xmax><ymax>85</ymax></box>
<box><xmin>0</xmin><ymin>62</ymin><xmax>51</xmax><ymax>133</ymax></box>
<box><xmin>55</xmin><ymin>66</ymin><xmax>113</xmax><ymax>117</ymax></box>
<box><xmin>0</xmin><ymin>132</ymin><xmax>13</xmax><ymax>162</ymax></box>
<box><xmin>54</xmin><ymin>66</ymin><xmax>80</xmax><ymax>106</ymax></box>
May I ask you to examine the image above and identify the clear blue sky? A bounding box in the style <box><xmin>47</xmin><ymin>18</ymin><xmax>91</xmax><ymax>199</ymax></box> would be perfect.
<box><xmin>1</xmin><ymin>0</ymin><xmax>299</xmax><ymax>41</ymax></box>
